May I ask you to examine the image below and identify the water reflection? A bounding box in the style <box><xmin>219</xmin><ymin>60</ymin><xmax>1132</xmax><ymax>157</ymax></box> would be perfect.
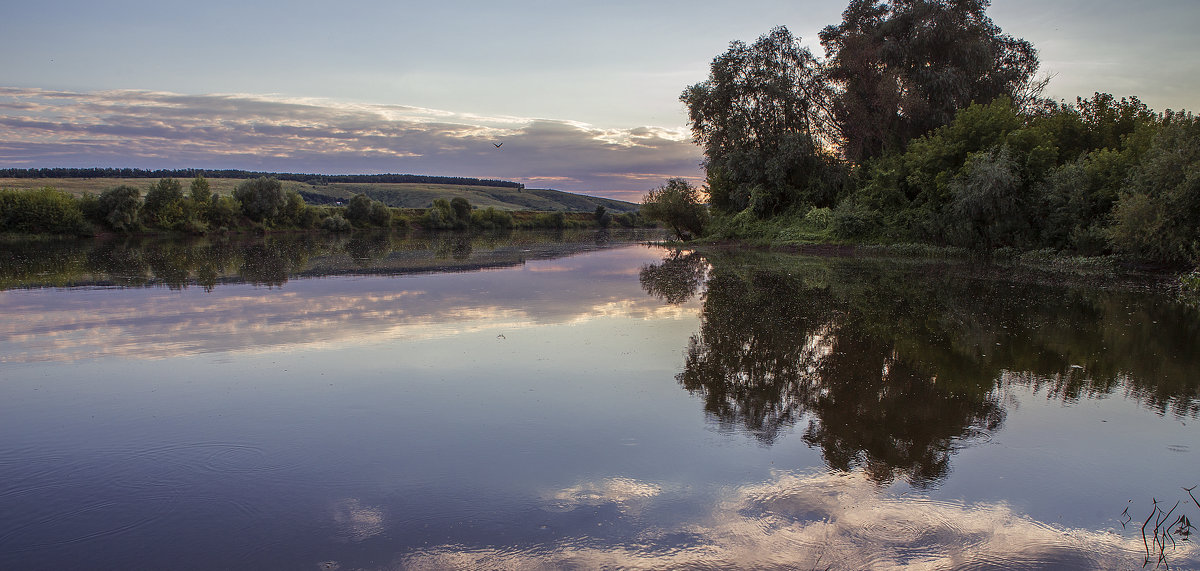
<box><xmin>642</xmin><ymin>249</ymin><xmax>1200</xmax><ymax>486</ymax></box>
<box><xmin>0</xmin><ymin>231</ymin><xmax>668</xmax><ymax>363</ymax></box>
<box><xmin>0</xmin><ymin>229</ymin><xmax>659</xmax><ymax>291</ymax></box>
<box><xmin>398</xmin><ymin>470</ymin><xmax>1166</xmax><ymax>570</ymax></box>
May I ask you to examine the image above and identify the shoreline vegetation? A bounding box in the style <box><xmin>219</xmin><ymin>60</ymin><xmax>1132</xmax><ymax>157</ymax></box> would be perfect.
<box><xmin>636</xmin><ymin>0</ymin><xmax>1198</xmax><ymax>291</ymax></box>
<box><xmin>0</xmin><ymin>174</ymin><xmax>650</xmax><ymax>239</ymax></box>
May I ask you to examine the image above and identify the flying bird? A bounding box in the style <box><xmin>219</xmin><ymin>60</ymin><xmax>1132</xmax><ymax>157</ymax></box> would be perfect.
<box><xmin>493</xmin><ymin>142</ymin><xmax>503</xmax><ymax>148</ymax></box>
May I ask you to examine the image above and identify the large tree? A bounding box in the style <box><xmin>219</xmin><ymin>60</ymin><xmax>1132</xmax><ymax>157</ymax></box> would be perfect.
<box><xmin>820</xmin><ymin>0</ymin><xmax>1042</xmax><ymax>162</ymax></box>
<box><xmin>681</xmin><ymin>26</ymin><xmax>839</xmax><ymax>216</ymax></box>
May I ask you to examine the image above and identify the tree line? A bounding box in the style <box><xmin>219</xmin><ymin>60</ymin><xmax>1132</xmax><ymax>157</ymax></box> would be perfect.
<box><xmin>0</xmin><ymin>175</ymin><xmax>643</xmax><ymax>236</ymax></box>
<box><xmin>644</xmin><ymin>0</ymin><xmax>1199</xmax><ymax>269</ymax></box>
<box><xmin>0</xmin><ymin>167</ymin><xmax>524</xmax><ymax>189</ymax></box>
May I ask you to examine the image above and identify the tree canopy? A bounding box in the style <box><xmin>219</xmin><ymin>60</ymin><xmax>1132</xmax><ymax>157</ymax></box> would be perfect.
<box><xmin>682</xmin><ymin>26</ymin><xmax>840</xmax><ymax>217</ymax></box>
<box><xmin>820</xmin><ymin>0</ymin><xmax>1042</xmax><ymax>162</ymax></box>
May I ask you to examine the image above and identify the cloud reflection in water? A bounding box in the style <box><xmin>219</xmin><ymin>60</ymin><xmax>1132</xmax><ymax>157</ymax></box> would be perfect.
<box><xmin>399</xmin><ymin>471</ymin><xmax>1173</xmax><ymax>570</ymax></box>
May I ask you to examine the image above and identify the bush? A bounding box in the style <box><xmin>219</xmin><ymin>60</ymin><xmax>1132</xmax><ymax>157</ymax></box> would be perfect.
<box><xmin>594</xmin><ymin>205</ymin><xmax>612</xmax><ymax>228</ymax></box>
<box><xmin>346</xmin><ymin>194</ymin><xmax>373</xmax><ymax>226</ymax></box>
<box><xmin>322</xmin><ymin>214</ymin><xmax>352</xmax><ymax>232</ymax></box>
<box><xmin>830</xmin><ymin>200</ymin><xmax>881</xmax><ymax>239</ymax></box>
<box><xmin>1109</xmin><ymin>111</ymin><xmax>1200</xmax><ymax>266</ymax></box>
<box><xmin>450</xmin><ymin>197</ymin><xmax>471</xmax><ymax>222</ymax></box>
<box><xmin>368</xmin><ymin>202</ymin><xmax>392</xmax><ymax>228</ymax></box>
<box><xmin>641</xmin><ymin>178</ymin><xmax>708</xmax><ymax>240</ymax></box>
<box><xmin>233</xmin><ymin>177</ymin><xmax>287</xmax><ymax>223</ymax></box>
<box><xmin>98</xmin><ymin>185</ymin><xmax>143</xmax><ymax>232</ymax></box>
<box><xmin>534</xmin><ymin>211</ymin><xmax>567</xmax><ymax>230</ymax></box>
<box><xmin>425</xmin><ymin>198</ymin><xmax>465</xmax><ymax>230</ymax></box>
<box><xmin>0</xmin><ymin>187</ymin><xmax>89</xmax><ymax>235</ymax></box>
<box><xmin>471</xmin><ymin>207</ymin><xmax>514</xmax><ymax>231</ymax></box>
<box><xmin>944</xmin><ymin>145</ymin><xmax>1033</xmax><ymax>249</ymax></box>
<box><xmin>143</xmin><ymin>178</ymin><xmax>185</xmax><ymax>229</ymax></box>
<box><xmin>207</xmin><ymin>195</ymin><xmax>241</xmax><ymax>229</ymax></box>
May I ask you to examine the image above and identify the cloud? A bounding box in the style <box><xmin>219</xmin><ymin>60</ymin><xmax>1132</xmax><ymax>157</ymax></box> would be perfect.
<box><xmin>396</xmin><ymin>470</ymin><xmax>1184</xmax><ymax>570</ymax></box>
<box><xmin>0</xmin><ymin>243</ymin><xmax>680</xmax><ymax>363</ymax></box>
<box><xmin>0</xmin><ymin>87</ymin><xmax>702</xmax><ymax>200</ymax></box>
<box><xmin>330</xmin><ymin>498</ymin><xmax>386</xmax><ymax>543</ymax></box>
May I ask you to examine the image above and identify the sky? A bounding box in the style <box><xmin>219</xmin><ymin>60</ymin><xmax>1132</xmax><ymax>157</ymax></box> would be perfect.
<box><xmin>2</xmin><ymin>0</ymin><xmax>1197</xmax><ymax>202</ymax></box>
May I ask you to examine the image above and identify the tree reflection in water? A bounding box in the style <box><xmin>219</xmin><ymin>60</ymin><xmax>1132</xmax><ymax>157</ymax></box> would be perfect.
<box><xmin>642</xmin><ymin>249</ymin><xmax>1199</xmax><ymax>487</ymax></box>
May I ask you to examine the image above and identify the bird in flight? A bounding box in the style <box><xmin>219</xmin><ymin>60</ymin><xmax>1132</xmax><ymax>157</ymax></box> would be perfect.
<box><xmin>493</xmin><ymin>142</ymin><xmax>503</xmax><ymax>148</ymax></box>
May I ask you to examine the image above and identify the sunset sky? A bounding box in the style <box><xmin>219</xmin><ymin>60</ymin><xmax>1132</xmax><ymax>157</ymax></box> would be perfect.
<box><xmin>3</xmin><ymin>0</ymin><xmax>1197</xmax><ymax>202</ymax></box>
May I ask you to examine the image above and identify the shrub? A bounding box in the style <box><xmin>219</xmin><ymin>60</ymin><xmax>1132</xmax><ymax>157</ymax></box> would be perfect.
<box><xmin>0</xmin><ymin>187</ymin><xmax>88</xmax><ymax>235</ymax></box>
<box><xmin>346</xmin><ymin>194</ymin><xmax>373</xmax><ymax>226</ymax></box>
<box><xmin>641</xmin><ymin>178</ymin><xmax>708</xmax><ymax>240</ymax></box>
<box><xmin>534</xmin><ymin>211</ymin><xmax>567</xmax><ymax>230</ymax></box>
<box><xmin>98</xmin><ymin>185</ymin><xmax>143</xmax><ymax>232</ymax></box>
<box><xmin>207</xmin><ymin>195</ymin><xmax>241</xmax><ymax>229</ymax></box>
<box><xmin>322</xmin><ymin>214</ymin><xmax>352</xmax><ymax>232</ymax></box>
<box><xmin>233</xmin><ymin>177</ymin><xmax>287</xmax><ymax>223</ymax></box>
<box><xmin>450</xmin><ymin>197</ymin><xmax>471</xmax><ymax>222</ymax></box>
<box><xmin>368</xmin><ymin>202</ymin><xmax>392</xmax><ymax>228</ymax></box>
<box><xmin>830</xmin><ymin>200</ymin><xmax>880</xmax><ymax>239</ymax></box>
<box><xmin>143</xmin><ymin>178</ymin><xmax>185</xmax><ymax>229</ymax></box>
<box><xmin>1109</xmin><ymin>111</ymin><xmax>1200</xmax><ymax>265</ymax></box>
<box><xmin>471</xmin><ymin>207</ymin><xmax>514</xmax><ymax>231</ymax></box>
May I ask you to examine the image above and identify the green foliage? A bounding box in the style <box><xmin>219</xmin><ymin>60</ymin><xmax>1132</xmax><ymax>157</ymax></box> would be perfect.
<box><xmin>322</xmin><ymin>213</ymin><xmax>352</xmax><ymax>232</ymax></box>
<box><xmin>943</xmin><ymin>146</ymin><xmax>1032</xmax><ymax>249</ymax></box>
<box><xmin>425</xmin><ymin>198</ymin><xmax>465</xmax><ymax>230</ymax></box>
<box><xmin>534</xmin><ymin>211</ymin><xmax>567</xmax><ymax>230</ymax></box>
<box><xmin>1110</xmin><ymin>111</ymin><xmax>1200</xmax><ymax>266</ymax></box>
<box><xmin>642</xmin><ymin>178</ymin><xmax>709</xmax><ymax>241</ymax></box>
<box><xmin>346</xmin><ymin>194</ymin><xmax>373</xmax><ymax>226</ymax></box>
<box><xmin>828</xmin><ymin>95</ymin><xmax>1176</xmax><ymax>257</ymax></box>
<box><xmin>142</xmin><ymin>178</ymin><xmax>186</xmax><ymax>229</ymax></box>
<box><xmin>368</xmin><ymin>202</ymin><xmax>392</xmax><ymax>228</ymax></box>
<box><xmin>820</xmin><ymin>0</ymin><xmax>1042</xmax><ymax>161</ymax></box>
<box><xmin>0</xmin><ymin>186</ymin><xmax>89</xmax><ymax>235</ymax></box>
<box><xmin>682</xmin><ymin>26</ymin><xmax>841</xmax><ymax>216</ymax></box>
<box><xmin>450</xmin><ymin>197</ymin><xmax>472</xmax><ymax>222</ymax></box>
<box><xmin>189</xmin><ymin>175</ymin><xmax>212</xmax><ymax>205</ymax></box>
<box><xmin>233</xmin><ymin>177</ymin><xmax>287</xmax><ymax>223</ymax></box>
<box><xmin>345</xmin><ymin>193</ymin><xmax>394</xmax><ymax>229</ymax></box>
<box><xmin>98</xmin><ymin>185</ymin><xmax>143</xmax><ymax>232</ymax></box>
<box><xmin>594</xmin><ymin>204</ymin><xmax>612</xmax><ymax>228</ymax></box>
<box><xmin>471</xmin><ymin>207</ymin><xmax>514</xmax><ymax>231</ymax></box>
<box><xmin>830</xmin><ymin>200</ymin><xmax>883</xmax><ymax>239</ymax></box>
<box><xmin>207</xmin><ymin>195</ymin><xmax>240</xmax><ymax>229</ymax></box>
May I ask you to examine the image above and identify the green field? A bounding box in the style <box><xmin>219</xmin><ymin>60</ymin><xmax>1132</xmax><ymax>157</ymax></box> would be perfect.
<box><xmin>0</xmin><ymin>178</ymin><xmax>639</xmax><ymax>213</ymax></box>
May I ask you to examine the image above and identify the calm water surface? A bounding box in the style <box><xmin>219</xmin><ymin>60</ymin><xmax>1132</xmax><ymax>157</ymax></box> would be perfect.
<box><xmin>1</xmin><ymin>232</ymin><xmax>1197</xmax><ymax>570</ymax></box>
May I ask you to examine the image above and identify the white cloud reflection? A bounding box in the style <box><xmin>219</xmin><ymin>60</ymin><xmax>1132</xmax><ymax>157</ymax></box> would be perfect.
<box><xmin>0</xmin><ymin>248</ymin><xmax>687</xmax><ymax>363</ymax></box>
<box><xmin>397</xmin><ymin>471</ymin><xmax>1181</xmax><ymax>570</ymax></box>
<box><xmin>541</xmin><ymin>477</ymin><xmax>663</xmax><ymax>514</ymax></box>
<box><xmin>0</xmin><ymin>87</ymin><xmax>702</xmax><ymax>201</ymax></box>
<box><xmin>331</xmin><ymin>498</ymin><xmax>386</xmax><ymax>543</ymax></box>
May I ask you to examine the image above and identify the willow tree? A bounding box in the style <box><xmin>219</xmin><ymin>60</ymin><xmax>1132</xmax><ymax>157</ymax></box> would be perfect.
<box><xmin>681</xmin><ymin>26</ymin><xmax>840</xmax><ymax>217</ymax></box>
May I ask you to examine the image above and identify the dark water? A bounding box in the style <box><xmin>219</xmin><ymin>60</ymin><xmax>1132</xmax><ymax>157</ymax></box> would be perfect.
<box><xmin>1</xmin><ymin>233</ymin><xmax>1197</xmax><ymax>570</ymax></box>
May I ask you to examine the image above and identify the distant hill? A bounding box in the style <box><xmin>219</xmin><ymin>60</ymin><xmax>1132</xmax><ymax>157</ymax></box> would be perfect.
<box><xmin>0</xmin><ymin>169</ymin><xmax>640</xmax><ymax>213</ymax></box>
<box><xmin>293</xmin><ymin>182</ymin><xmax>639</xmax><ymax>213</ymax></box>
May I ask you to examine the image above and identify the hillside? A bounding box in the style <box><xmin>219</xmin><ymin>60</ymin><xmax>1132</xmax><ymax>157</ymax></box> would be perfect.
<box><xmin>293</xmin><ymin>182</ymin><xmax>639</xmax><ymax>213</ymax></box>
<box><xmin>0</xmin><ymin>175</ymin><xmax>640</xmax><ymax>213</ymax></box>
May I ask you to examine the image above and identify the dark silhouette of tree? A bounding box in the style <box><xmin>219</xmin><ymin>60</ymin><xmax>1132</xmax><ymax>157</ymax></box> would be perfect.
<box><xmin>638</xmin><ymin>250</ymin><xmax>708</xmax><ymax>304</ymax></box>
<box><xmin>682</xmin><ymin>26</ymin><xmax>840</xmax><ymax>215</ymax></box>
<box><xmin>819</xmin><ymin>0</ymin><xmax>1042</xmax><ymax>162</ymax></box>
<box><xmin>641</xmin><ymin>178</ymin><xmax>708</xmax><ymax>240</ymax></box>
<box><xmin>667</xmin><ymin>252</ymin><xmax>1008</xmax><ymax>486</ymax></box>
